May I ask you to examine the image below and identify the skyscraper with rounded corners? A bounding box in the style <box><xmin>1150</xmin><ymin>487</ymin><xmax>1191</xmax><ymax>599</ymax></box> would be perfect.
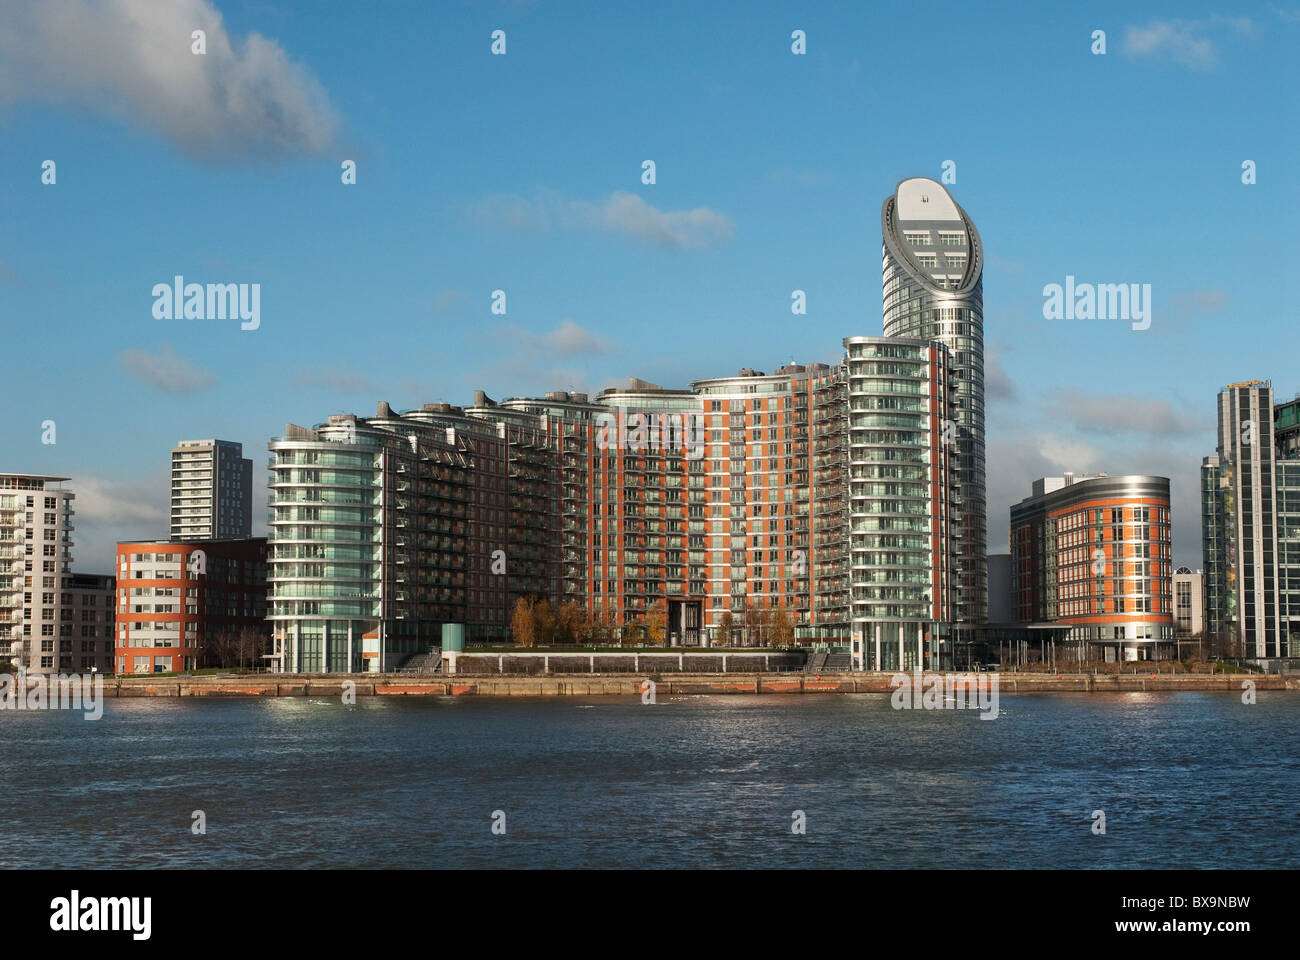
<box><xmin>881</xmin><ymin>178</ymin><xmax>987</xmax><ymax>626</ymax></box>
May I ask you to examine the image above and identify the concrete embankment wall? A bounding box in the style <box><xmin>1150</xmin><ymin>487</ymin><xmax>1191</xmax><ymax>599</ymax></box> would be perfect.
<box><xmin>99</xmin><ymin>672</ymin><xmax>1300</xmax><ymax>698</ymax></box>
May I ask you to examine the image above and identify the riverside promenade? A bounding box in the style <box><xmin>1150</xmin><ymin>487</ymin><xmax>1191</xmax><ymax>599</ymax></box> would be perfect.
<box><xmin>96</xmin><ymin>671</ymin><xmax>1300</xmax><ymax>698</ymax></box>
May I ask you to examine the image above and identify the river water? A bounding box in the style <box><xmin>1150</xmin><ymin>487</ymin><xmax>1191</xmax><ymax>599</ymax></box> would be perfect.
<box><xmin>2</xmin><ymin>692</ymin><xmax>1296</xmax><ymax>868</ymax></box>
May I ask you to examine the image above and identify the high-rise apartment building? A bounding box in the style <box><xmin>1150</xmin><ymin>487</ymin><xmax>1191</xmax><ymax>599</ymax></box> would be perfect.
<box><xmin>1201</xmin><ymin>380</ymin><xmax>1299</xmax><ymax>658</ymax></box>
<box><xmin>267</xmin><ymin>351</ymin><xmax>958</xmax><ymax>672</ymax></box>
<box><xmin>1010</xmin><ymin>473</ymin><xmax>1173</xmax><ymax>661</ymax></box>
<box><xmin>0</xmin><ymin>474</ymin><xmax>116</xmax><ymax>675</ymax></box>
<box><xmin>170</xmin><ymin>439</ymin><xmax>253</xmax><ymax>540</ymax></box>
<box><xmin>267</xmin><ymin>403</ymin><xmax>554</xmax><ymax>672</ymax></box>
<box><xmin>477</xmin><ymin>366</ymin><xmax>828</xmax><ymax>649</ymax></box>
<box><xmin>264</xmin><ymin>176</ymin><xmax>988</xmax><ymax>673</ymax></box>
<box><xmin>881</xmin><ymin>178</ymin><xmax>986</xmax><ymax>627</ymax></box>
<box><xmin>843</xmin><ymin>336</ymin><xmax>953</xmax><ymax>669</ymax></box>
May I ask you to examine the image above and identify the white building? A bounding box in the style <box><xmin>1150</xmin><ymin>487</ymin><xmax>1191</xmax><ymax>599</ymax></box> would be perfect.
<box><xmin>0</xmin><ymin>474</ymin><xmax>115</xmax><ymax>675</ymax></box>
<box><xmin>1173</xmin><ymin>567</ymin><xmax>1204</xmax><ymax>638</ymax></box>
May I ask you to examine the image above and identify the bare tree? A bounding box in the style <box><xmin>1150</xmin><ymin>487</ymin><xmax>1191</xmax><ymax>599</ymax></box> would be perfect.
<box><xmin>743</xmin><ymin>602</ymin><xmax>761</xmax><ymax>648</ymax></box>
<box><xmin>716</xmin><ymin>611</ymin><xmax>734</xmax><ymax>648</ymax></box>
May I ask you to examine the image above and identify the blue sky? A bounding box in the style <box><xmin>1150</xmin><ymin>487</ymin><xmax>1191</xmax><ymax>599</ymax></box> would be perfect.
<box><xmin>2</xmin><ymin>0</ymin><xmax>1297</xmax><ymax>573</ymax></box>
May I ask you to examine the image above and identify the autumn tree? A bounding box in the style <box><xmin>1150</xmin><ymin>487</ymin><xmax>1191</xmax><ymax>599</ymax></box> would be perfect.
<box><xmin>645</xmin><ymin>600</ymin><xmax>668</xmax><ymax>647</ymax></box>
<box><xmin>769</xmin><ymin>607</ymin><xmax>795</xmax><ymax>648</ymax></box>
<box><xmin>556</xmin><ymin>601</ymin><xmax>588</xmax><ymax>645</ymax></box>
<box><xmin>510</xmin><ymin>597</ymin><xmax>537</xmax><ymax>648</ymax></box>
<box><xmin>620</xmin><ymin>617</ymin><xmax>644</xmax><ymax>646</ymax></box>
<box><xmin>534</xmin><ymin>599</ymin><xmax>557</xmax><ymax>647</ymax></box>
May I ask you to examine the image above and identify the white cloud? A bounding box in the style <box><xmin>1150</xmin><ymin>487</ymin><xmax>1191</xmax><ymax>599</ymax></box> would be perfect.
<box><xmin>571</xmin><ymin>192</ymin><xmax>733</xmax><ymax>248</ymax></box>
<box><xmin>473</xmin><ymin>190</ymin><xmax>734</xmax><ymax>249</ymax></box>
<box><xmin>1035</xmin><ymin>435</ymin><xmax>1103</xmax><ymax>473</ymax></box>
<box><xmin>1122</xmin><ymin>16</ymin><xmax>1253</xmax><ymax>69</ymax></box>
<box><xmin>1048</xmin><ymin>389</ymin><xmax>1203</xmax><ymax>437</ymax></box>
<box><xmin>118</xmin><ymin>344</ymin><xmax>216</xmax><ymax>395</ymax></box>
<box><xmin>461</xmin><ymin>319</ymin><xmax>620</xmax><ymax>398</ymax></box>
<box><xmin>543</xmin><ymin>318</ymin><xmax>614</xmax><ymax>356</ymax></box>
<box><xmin>0</xmin><ymin>0</ymin><xmax>337</xmax><ymax>160</ymax></box>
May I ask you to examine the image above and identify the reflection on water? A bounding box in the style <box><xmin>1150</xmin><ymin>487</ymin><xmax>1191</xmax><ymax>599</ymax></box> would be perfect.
<box><xmin>2</xmin><ymin>693</ymin><xmax>1296</xmax><ymax>869</ymax></box>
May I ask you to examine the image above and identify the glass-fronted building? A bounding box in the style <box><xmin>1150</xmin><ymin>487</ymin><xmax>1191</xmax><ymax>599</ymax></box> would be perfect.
<box><xmin>264</xmin><ymin>176</ymin><xmax>992</xmax><ymax>673</ymax></box>
<box><xmin>1200</xmin><ymin>381</ymin><xmax>1293</xmax><ymax>659</ymax></box>
<box><xmin>267</xmin><ymin>403</ymin><xmax>553</xmax><ymax>672</ymax></box>
<box><xmin>881</xmin><ymin>177</ymin><xmax>987</xmax><ymax>627</ymax></box>
<box><xmin>845</xmin><ymin>336</ymin><xmax>951</xmax><ymax>670</ymax></box>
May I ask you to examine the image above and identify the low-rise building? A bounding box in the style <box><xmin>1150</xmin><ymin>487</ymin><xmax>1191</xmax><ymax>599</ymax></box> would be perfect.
<box><xmin>114</xmin><ymin>538</ymin><xmax>268</xmax><ymax>674</ymax></box>
<box><xmin>1010</xmin><ymin>473</ymin><xmax>1173</xmax><ymax>662</ymax></box>
<box><xmin>1173</xmin><ymin>567</ymin><xmax>1204</xmax><ymax>638</ymax></box>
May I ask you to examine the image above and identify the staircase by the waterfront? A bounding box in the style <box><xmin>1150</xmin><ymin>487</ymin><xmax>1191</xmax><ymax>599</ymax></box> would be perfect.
<box><xmin>824</xmin><ymin>653</ymin><xmax>852</xmax><ymax>671</ymax></box>
<box><xmin>396</xmin><ymin>649</ymin><xmax>443</xmax><ymax>674</ymax></box>
<box><xmin>805</xmin><ymin>651</ymin><xmax>828</xmax><ymax>673</ymax></box>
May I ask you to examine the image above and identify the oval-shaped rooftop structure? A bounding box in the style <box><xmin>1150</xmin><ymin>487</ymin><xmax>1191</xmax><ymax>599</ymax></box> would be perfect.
<box><xmin>895</xmin><ymin>177</ymin><xmax>962</xmax><ymax>221</ymax></box>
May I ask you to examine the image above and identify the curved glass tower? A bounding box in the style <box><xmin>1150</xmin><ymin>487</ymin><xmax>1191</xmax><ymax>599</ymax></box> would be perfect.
<box><xmin>881</xmin><ymin>178</ymin><xmax>986</xmax><ymax>625</ymax></box>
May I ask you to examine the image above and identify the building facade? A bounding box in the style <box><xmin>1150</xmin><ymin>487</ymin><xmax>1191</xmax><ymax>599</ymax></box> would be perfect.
<box><xmin>263</xmin><ymin>176</ymin><xmax>988</xmax><ymax>673</ymax></box>
<box><xmin>170</xmin><ymin>439</ymin><xmax>253</xmax><ymax>540</ymax></box>
<box><xmin>987</xmin><ymin>554</ymin><xmax>1013</xmax><ymax>624</ymax></box>
<box><xmin>1</xmin><ymin>474</ymin><xmax>116</xmax><ymax>675</ymax></box>
<box><xmin>1201</xmin><ymin>381</ymin><xmax>1300</xmax><ymax>659</ymax></box>
<box><xmin>482</xmin><ymin>367</ymin><xmax>825</xmax><ymax>649</ymax></box>
<box><xmin>1173</xmin><ymin>567</ymin><xmax>1204</xmax><ymax>637</ymax></box>
<box><xmin>267</xmin><ymin>403</ymin><xmax>553</xmax><ymax>672</ymax></box>
<box><xmin>114</xmin><ymin>539</ymin><xmax>268</xmax><ymax>674</ymax></box>
<box><xmin>1010</xmin><ymin>473</ymin><xmax>1173</xmax><ymax>661</ymax></box>
<box><xmin>844</xmin><ymin>336</ymin><xmax>952</xmax><ymax>670</ymax></box>
<box><xmin>881</xmin><ymin>177</ymin><xmax>986</xmax><ymax>626</ymax></box>
<box><xmin>267</xmin><ymin>349</ymin><xmax>961</xmax><ymax>672</ymax></box>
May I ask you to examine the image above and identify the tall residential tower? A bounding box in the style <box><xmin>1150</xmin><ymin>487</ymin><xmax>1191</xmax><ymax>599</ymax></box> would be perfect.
<box><xmin>170</xmin><ymin>439</ymin><xmax>253</xmax><ymax>540</ymax></box>
<box><xmin>1201</xmin><ymin>380</ymin><xmax>1299</xmax><ymax>658</ymax></box>
<box><xmin>881</xmin><ymin>178</ymin><xmax>986</xmax><ymax>627</ymax></box>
